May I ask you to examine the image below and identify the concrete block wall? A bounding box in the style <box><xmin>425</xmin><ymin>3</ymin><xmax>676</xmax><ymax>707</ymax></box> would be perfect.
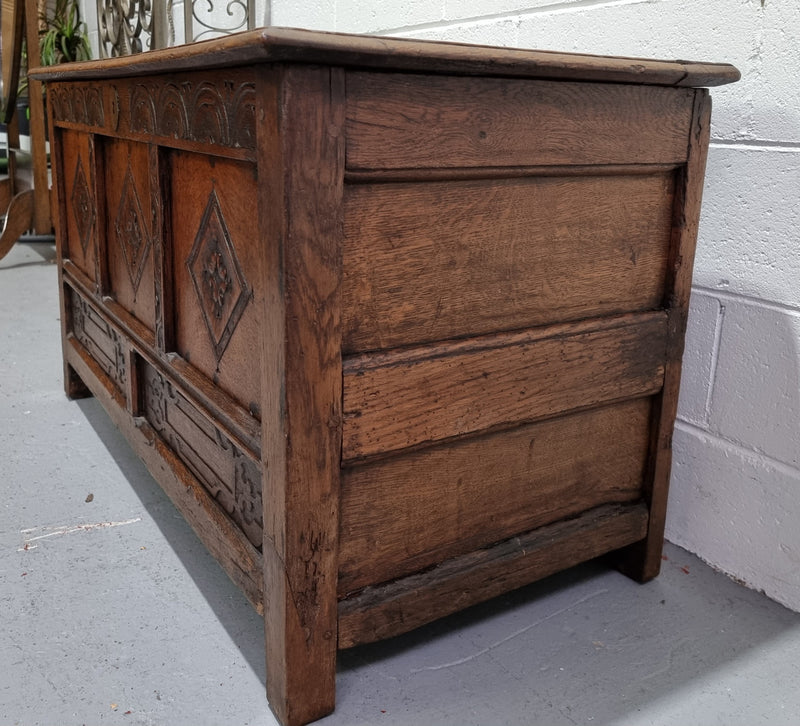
<box><xmin>76</xmin><ymin>0</ymin><xmax>800</xmax><ymax>612</ymax></box>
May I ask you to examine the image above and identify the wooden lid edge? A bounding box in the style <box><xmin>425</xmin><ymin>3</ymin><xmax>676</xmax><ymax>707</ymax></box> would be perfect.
<box><xmin>30</xmin><ymin>26</ymin><xmax>740</xmax><ymax>87</ymax></box>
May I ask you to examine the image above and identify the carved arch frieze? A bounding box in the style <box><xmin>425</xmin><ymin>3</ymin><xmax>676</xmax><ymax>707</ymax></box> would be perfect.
<box><xmin>50</xmin><ymin>76</ymin><xmax>256</xmax><ymax>152</ymax></box>
<box><xmin>128</xmin><ymin>79</ymin><xmax>256</xmax><ymax>150</ymax></box>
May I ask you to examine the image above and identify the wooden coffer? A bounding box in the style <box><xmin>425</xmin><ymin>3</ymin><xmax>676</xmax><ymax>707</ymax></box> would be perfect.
<box><xmin>34</xmin><ymin>29</ymin><xmax>738</xmax><ymax>726</ymax></box>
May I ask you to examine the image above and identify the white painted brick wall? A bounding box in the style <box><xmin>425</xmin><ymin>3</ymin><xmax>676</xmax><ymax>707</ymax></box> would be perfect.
<box><xmin>669</xmin><ymin>425</ymin><xmax>800</xmax><ymax>609</ymax></box>
<box><xmin>707</xmin><ymin>300</ymin><xmax>800</xmax><ymax>469</ymax></box>
<box><xmin>696</xmin><ymin>148</ymin><xmax>800</xmax><ymax>306</ymax></box>
<box><xmin>76</xmin><ymin>0</ymin><xmax>800</xmax><ymax>611</ymax></box>
<box><xmin>676</xmin><ymin>293</ymin><xmax>724</xmax><ymax>429</ymax></box>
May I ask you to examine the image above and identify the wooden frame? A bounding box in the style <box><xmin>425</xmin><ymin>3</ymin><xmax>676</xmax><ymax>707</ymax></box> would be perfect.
<box><xmin>1</xmin><ymin>0</ymin><xmax>51</xmax><ymax>260</ymax></box>
<box><xmin>32</xmin><ymin>28</ymin><xmax>738</xmax><ymax>726</ymax></box>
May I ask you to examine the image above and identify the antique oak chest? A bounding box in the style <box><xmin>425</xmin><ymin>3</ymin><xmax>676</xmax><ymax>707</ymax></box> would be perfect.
<box><xmin>33</xmin><ymin>29</ymin><xmax>738</xmax><ymax>726</ymax></box>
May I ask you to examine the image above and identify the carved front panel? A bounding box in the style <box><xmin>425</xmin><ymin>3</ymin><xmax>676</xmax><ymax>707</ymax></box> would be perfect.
<box><xmin>170</xmin><ymin>151</ymin><xmax>261</xmax><ymax>418</ymax></box>
<box><xmin>141</xmin><ymin>363</ymin><xmax>263</xmax><ymax>548</ymax></box>
<box><xmin>61</xmin><ymin>130</ymin><xmax>100</xmax><ymax>286</ymax></box>
<box><xmin>70</xmin><ymin>289</ymin><xmax>127</xmax><ymax>395</ymax></box>
<box><xmin>103</xmin><ymin>139</ymin><xmax>157</xmax><ymax>331</ymax></box>
<box><xmin>186</xmin><ymin>190</ymin><xmax>251</xmax><ymax>363</ymax></box>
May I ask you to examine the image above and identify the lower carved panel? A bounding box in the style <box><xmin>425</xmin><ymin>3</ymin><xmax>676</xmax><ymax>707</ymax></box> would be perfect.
<box><xmin>141</xmin><ymin>363</ymin><xmax>263</xmax><ymax>548</ymax></box>
<box><xmin>70</xmin><ymin>291</ymin><xmax>127</xmax><ymax>395</ymax></box>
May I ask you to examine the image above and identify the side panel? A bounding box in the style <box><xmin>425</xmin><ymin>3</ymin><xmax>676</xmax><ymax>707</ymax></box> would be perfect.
<box><xmin>343</xmin><ymin>173</ymin><xmax>675</xmax><ymax>352</ymax></box>
<box><xmin>339</xmin><ymin>398</ymin><xmax>652</xmax><ymax>596</ymax></box>
<box><xmin>346</xmin><ymin>72</ymin><xmax>695</xmax><ymax>169</ymax></box>
<box><xmin>337</xmin><ymin>70</ymin><xmax>702</xmax><ymax>647</ymax></box>
<box><xmin>343</xmin><ymin>313</ymin><xmax>667</xmax><ymax>461</ymax></box>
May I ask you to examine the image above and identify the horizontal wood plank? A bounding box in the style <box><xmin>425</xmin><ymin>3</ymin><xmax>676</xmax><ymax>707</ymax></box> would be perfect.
<box><xmin>343</xmin><ymin>173</ymin><xmax>675</xmax><ymax>352</ymax></box>
<box><xmin>346</xmin><ymin>73</ymin><xmax>695</xmax><ymax>171</ymax></box>
<box><xmin>339</xmin><ymin>398</ymin><xmax>652</xmax><ymax>596</ymax></box>
<box><xmin>344</xmin><ymin>162</ymin><xmax>679</xmax><ymax>184</ymax></box>
<box><xmin>342</xmin><ymin>312</ymin><xmax>668</xmax><ymax>461</ymax></box>
<box><xmin>338</xmin><ymin>501</ymin><xmax>649</xmax><ymax>648</ymax></box>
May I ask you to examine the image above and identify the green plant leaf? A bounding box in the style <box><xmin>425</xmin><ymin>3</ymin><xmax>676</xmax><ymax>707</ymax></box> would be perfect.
<box><xmin>38</xmin><ymin>0</ymin><xmax>91</xmax><ymax>66</ymax></box>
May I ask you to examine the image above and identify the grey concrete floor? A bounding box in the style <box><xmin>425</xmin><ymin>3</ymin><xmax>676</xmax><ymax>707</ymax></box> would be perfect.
<box><xmin>2</xmin><ymin>240</ymin><xmax>800</xmax><ymax>726</ymax></box>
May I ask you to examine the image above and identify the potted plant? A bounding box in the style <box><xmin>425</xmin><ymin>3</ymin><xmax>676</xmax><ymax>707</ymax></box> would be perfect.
<box><xmin>39</xmin><ymin>0</ymin><xmax>91</xmax><ymax>66</ymax></box>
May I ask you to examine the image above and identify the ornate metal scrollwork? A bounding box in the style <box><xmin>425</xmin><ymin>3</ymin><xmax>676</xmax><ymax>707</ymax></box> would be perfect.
<box><xmin>97</xmin><ymin>0</ymin><xmax>172</xmax><ymax>56</ymax></box>
<box><xmin>97</xmin><ymin>0</ymin><xmax>268</xmax><ymax>55</ymax></box>
<box><xmin>187</xmin><ymin>0</ymin><xmax>256</xmax><ymax>43</ymax></box>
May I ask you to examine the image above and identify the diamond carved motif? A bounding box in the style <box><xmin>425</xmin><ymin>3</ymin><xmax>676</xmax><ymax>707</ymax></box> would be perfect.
<box><xmin>187</xmin><ymin>191</ymin><xmax>250</xmax><ymax>362</ymax></box>
<box><xmin>114</xmin><ymin>165</ymin><xmax>151</xmax><ymax>293</ymax></box>
<box><xmin>70</xmin><ymin>157</ymin><xmax>95</xmax><ymax>254</ymax></box>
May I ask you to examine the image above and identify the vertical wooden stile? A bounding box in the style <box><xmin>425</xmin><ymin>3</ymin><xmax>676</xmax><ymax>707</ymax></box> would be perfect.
<box><xmin>24</xmin><ymin>0</ymin><xmax>51</xmax><ymax>234</ymax></box>
<box><xmin>89</xmin><ymin>136</ymin><xmax>109</xmax><ymax>299</ymax></box>
<box><xmin>259</xmin><ymin>64</ymin><xmax>345</xmax><ymax>726</ymax></box>
<box><xmin>618</xmin><ymin>89</ymin><xmax>713</xmax><ymax>581</ymax></box>
<box><xmin>150</xmin><ymin>144</ymin><xmax>174</xmax><ymax>358</ymax></box>
<box><xmin>48</xmin><ymin>101</ymin><xmax>88</xmax><ymax>399</ymax></box>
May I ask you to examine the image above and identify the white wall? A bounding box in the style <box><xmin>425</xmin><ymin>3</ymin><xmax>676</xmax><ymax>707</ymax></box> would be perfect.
<box><xmin>78</xmin><ymin>0</ymin><xmax>800</xmax><ymax>612</ymax></box>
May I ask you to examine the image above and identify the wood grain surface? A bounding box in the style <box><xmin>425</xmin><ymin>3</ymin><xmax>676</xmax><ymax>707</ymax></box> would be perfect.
<box><xmin>346</xmin><ymin>73</ymin><xmax>694</xmax><ymax>170</ymax></box>
<box><xmin>339</xmin><ymin>397</ymin><xmax>652</xmax><ymax>595</ymax></box>
<box><xmin>31</xmin><ymin>27</ymin><xmax>740</xmax><ymax>88</ymax></box>
<box><xmin>60</xmin><ymin>130</ymin><xmax>100</xmax><ymax>288</ymax></box>
<box><xmin>259</xmin><ymin>65</ymin><xmax>345</xmax><ymax>726</ymax></box>
<box><xmin>169</xmin><ymin>152</ymin><xmax>262</xmax><ymax>417</ymax></box>
<box><xmin>343</xmin><ymin>312</ymin><xmax>667</xmax><ymax>461</ymax></box>
<box><xmin>338</xmin><ymin>502</ymin><xmax>649</xmax><ymax>648</ymax></box>
<box><xmin>343</xmin><ymin>172</ymin><xmax>675</xmax><ymax>352</ymax></box>
<box><xmin>103</xmin><ymin>139</ymin><xmax>156</xmax><ymax>331</ymax></box>
<box><xmin>618</xmin><ymin>89</ymin><xmax>713</xmax><ymax>582</ymax></box>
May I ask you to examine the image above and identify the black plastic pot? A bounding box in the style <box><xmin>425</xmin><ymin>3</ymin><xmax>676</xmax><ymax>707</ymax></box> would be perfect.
<box><xmin>16</xmin><ymin>98</ymin><xmax>30</xmax><ymax>136</ymax></box>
